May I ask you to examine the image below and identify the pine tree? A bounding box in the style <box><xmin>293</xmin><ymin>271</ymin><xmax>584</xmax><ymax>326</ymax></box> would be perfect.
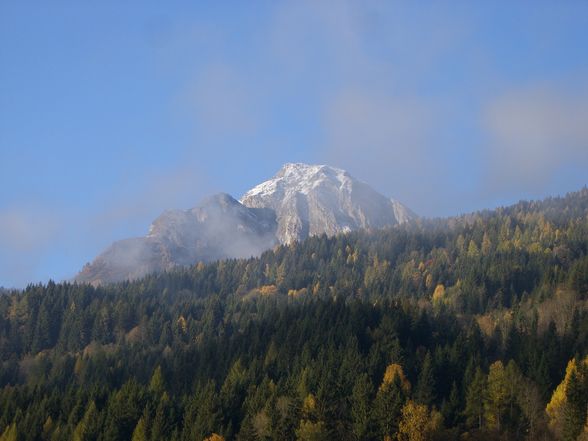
<box><xmin>441</xmin><ymin>381</ymin><xmax>460</xmax><ymax>427</ymax></box>
<box><xmin>350</xmin><ymin>373</ymin><xmax>374</xmax><ymax>440</ymax></box>
<box><xmin>415</xmin><ymin>352</ymin><xmax>435</xmax><ymax>406</ymax></box>
<box><xmin>563</xmin><ymin>369</ymin><xmax>585</xmax><ymax>441</ymax></box>
<box><xmin>187</xmin><ymin>381</ymin><xmax>221</xmax><ymax>440</ymax></box>
<box><xmin>375</xmin><ymin>374</ymin><xmax>406</xmax><ymax>439</ymax></box>
<box><xmin>464</xmin><ymin>367</ymin><xmax>486</xmax><ymax>430</ymax></box>
<box><xmin>484</xmin><ymin>361</ymin><xmax>509</xmax><ymax>432</ymax></box>
<box><xmin>149</xmin><ymin>366</ymin><xmax>165</xmax><ymax>397</ymax></box>
<box><xmin>42</xmin><ymin>416</ymin><xmax>54</xmax><ymax>440</ymax></box>
<box><xmin>150</xmin><ymin>394</ymin><xmax>171</xmax><ymax>441</ymax></box>
<box><xmin>504</xmin><ymin>360</ymin><xmax>523</xmax><ymax>430</ymax></box>
<box><xmin>0</xmin><ymin>423</ymin><xmax>17</xmax><ymax>441</ymax></box>
<box><xmin>73</xmin><ymin>401</ymin><xmax>100</xmax><ymax>441</ymax></box>
<box><xmin>131</xmin><ymin>417</ymin><xmax>147</xmax><ymax>441</ymax></box>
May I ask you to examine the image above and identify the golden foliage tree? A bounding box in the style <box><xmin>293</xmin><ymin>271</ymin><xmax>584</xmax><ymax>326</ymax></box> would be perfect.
<box><xmin>295</xmin><ymin>420</ymin><xmax>328</xmax><ymax>441</ymax></box>
<box><xmin>547</xmin><ymin>356</ymin><xmax>588</xmax><ymax>440</ymax></box>
<box><xmin>397</xmin><ymin>400</ymin><xmax>443</xmax><ymax>441</ymax></box>
<box><xmin>432</xmin><ymin>284</ymin><xmax>445</xmax><ymax>304</ymax></box>
<box><xmin>380</xmin><ymin>363</ymin><xmax>411</xmax><ymax>393</ymax></box>
<box><xmin>0</xmin><ymin>424</ymin><xmax>17</xmax><ymax>441</ymax></box>
<box><xmin>131</xmin><ymin>417</ymin><xmax>147</xmax><ymax>441</ymax></box>
<box><xmin>484</xmin><ymin>361</ymin><xmax>509</xmax><ymax>431</ymax></box>
<box><xmin>546</xmin><ymin>358</ymin><xmax>580</xmax><ymax>438</ymax></box>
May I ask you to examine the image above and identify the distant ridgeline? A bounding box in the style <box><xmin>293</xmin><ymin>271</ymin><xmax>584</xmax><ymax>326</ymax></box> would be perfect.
<box><xmin>0</xmin><ymin>187</ymin><xmax>587</xmax><ymax>440</ymax></box>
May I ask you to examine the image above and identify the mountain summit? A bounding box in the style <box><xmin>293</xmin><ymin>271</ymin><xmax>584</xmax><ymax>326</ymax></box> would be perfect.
<box><xmin>76</xmin><ymin>163</ymin><xmax>414</xmax><ymax>284</ymax></box>
<box><xmin>240</xmin><ymin>163</ymin><xmax>413</xmax><ymax>244</ymax></box>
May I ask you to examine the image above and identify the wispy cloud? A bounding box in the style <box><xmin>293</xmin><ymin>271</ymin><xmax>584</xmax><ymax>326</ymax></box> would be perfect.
<box><xmin>483</xmin><ymin>81</ymin><xmax>588</xmax><ymax>193</ymax></box>
<box><xmin>92</xmin><ymin>163</ymin><xmax>212</xmax><ymax>233</ymax></box>
<box><xmin>0</xmin><ymin>206</ymin><xmax>61</xmax><ymax>253</ymax></box>
<box><xmin>322</xmin><ymin>90</ymin><xmax>438</xmax><ymax>204</ymax></box>
<box><xmin>181</xmin><ymin>64</ymin><xmax>261</xmax><ymax>137</ymax></box>
<box><xmin>0</xmin><ymin>206</ymin><xmax>63</xmax><ymax>288</ymax></box>
<box><xmin>267</xmin><ymin>1</ymin><xmax>461</xmax><ymax>212</ymax></box>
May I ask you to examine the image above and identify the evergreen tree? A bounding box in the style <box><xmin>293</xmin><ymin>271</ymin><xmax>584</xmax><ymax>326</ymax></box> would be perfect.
<box><xmin>72</xmin><ymin>401</ymin><xmax>99</xmax><ymax>441</ymax></box>
<box><xmin>149</xmin><ymin>366</ymin><xmax>165</xmax><ymax>397</ymax></box>
<box><xmin>0</xmin><ymin>423</ymin><xmax>17</xmax><ymax>441</ymax></box>
<box><xmin>375</xmin><ymin>374</ymin><xmax>406</xmax><ymax>439</ymax></box>
<box><xmin>350</xmin><ymin>373</ymin><xmax>374</xmax><ymax>440</ymax></box>
<box><xmin>563</xmin><ymin>369</ymin><xmax>586</xmax><ymax>441</ymax></box>
<box><xmin>415</xmin><ymin>352</ymin><xmax>435</xmax><ymax>406</ymax></box>
<box><xmin>485</xmin><ymin>361</ymin><xmax>509</xmax><ymax>432</ymax></box>
<box><xmin>131</xmin><ymin>417</ymin><xmax>147</xmax><ymax>441</ymax></box>
<box><xmin>464</xmin><ymin>368</ymin><xmax>486</xmax><ymax>430</ymax></box>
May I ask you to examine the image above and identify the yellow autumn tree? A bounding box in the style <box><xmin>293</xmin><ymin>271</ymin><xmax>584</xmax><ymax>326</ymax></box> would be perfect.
<box><xmin>302</xmin><ymin>393</ymin><xmax>317</xmax><ymax>417</ymax></box>
<box><xmin>380</xmin><ymin>363</ymin><xmax>411</xmax><ymax>393</ymax></box>
<box><xmin>0</xmin><ymin>423</ymin><xmax>17</xmax><ymax>441</ymax></box>
<box><xmin>484</xmin><ymin>361</ymin><xmax>509</xmax><ymax>431</ymax></box>
<box><xmin>546</xmin><ymin>357</ymin><xmax>588</xmax><ymax>439</ymax></box>
<box><xmin>131</xmin><ymin>417</ymin><xmax>147</xmax><ymax>441</ymax></box>
<box><xmin>432</xmin><ymin>284</ymin><xmax>445</xmax><ymax>304</ymax></box>
<box><xmin>467</xmin><ymin>240</ymin><xmax>480</xmax><ymax>257</ymax></box>
<box><xmin>397</xmin><ymin>400</ymin><xmax>443</xmax><ymax>441</ymax></box>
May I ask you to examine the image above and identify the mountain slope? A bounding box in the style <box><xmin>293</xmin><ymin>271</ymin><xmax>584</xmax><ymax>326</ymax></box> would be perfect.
<box><xmin>240</xmin><ymin>163</ymin><xmax>414</xmax><ymax>244</ymax></box>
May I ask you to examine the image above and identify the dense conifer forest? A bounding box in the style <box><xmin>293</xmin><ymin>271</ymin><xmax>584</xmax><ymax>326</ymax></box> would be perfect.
<box><xmin>0</xmin><ymin>188</ymin><xmax>587</xmax><ymax>440</ymax></box>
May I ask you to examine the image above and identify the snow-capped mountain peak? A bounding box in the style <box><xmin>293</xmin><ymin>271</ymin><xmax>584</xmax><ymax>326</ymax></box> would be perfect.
<box><xmin>240</xmin><ymin>163</ymin><xmax>414</xmax><ymax>244</ymax></box>
<box><xmin>241</xmin><ymin>163</ymin><xmax>353</xmax><ymax>201</ymax></box>
<box><xmin>76</xmin><ymin>163</ymin><xmax>415</xmax><ymax>284</ymax></box>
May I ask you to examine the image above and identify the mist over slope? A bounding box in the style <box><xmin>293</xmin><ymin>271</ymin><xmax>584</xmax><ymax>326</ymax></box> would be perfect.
<box><xmin>76</xmin><ymin>193</ymin><xmax>277</xmax><ymax>285</ymax></box>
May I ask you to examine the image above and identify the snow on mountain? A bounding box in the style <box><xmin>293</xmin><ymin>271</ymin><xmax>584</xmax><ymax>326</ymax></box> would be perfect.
<box><xmin>240</xmin><ymin>163</ymin><xmax>414</xmax><ymax>244</ymax></box>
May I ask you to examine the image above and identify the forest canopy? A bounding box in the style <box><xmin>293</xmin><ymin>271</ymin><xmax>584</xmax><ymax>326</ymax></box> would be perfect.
<box><xmin>0</xmin><ymin>188</ymin><xmax>587</xmax><ymax>440</ymax></box>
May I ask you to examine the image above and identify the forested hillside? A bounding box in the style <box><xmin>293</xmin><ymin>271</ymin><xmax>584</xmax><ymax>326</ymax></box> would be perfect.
<box><xmin>0</xmin><ymin>188</ymin><xmax>587</xmax><ymax>441</ymax></box>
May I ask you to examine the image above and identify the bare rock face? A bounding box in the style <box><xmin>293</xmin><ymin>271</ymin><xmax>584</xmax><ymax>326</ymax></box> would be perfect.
<box><xmin>240</xmin><ymin>163</ymin><xmax>414</xmax><ymax>244</ymax></box>
<box><xmin>76</xmin><ymin>164</ymin><xmax>414</xmax><ymax>285</ymax></box>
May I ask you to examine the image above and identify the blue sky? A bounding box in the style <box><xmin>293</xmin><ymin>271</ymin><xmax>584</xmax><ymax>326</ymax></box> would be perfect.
<box><xmin>1</xmin><ymin>1</ymin><xmax>587</xmax><ymax>287</ymax></box>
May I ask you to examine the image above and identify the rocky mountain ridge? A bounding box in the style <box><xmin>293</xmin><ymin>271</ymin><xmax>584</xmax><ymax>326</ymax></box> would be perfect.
<box><xmin>241</xmin><ymin>163</ymin><xmax>414</xmax><ymax>244</ymax></box>
<box><xmin>76</xmin><ymin>163</ymin><xmax>414</xmax><ymax>284</ymax></box>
